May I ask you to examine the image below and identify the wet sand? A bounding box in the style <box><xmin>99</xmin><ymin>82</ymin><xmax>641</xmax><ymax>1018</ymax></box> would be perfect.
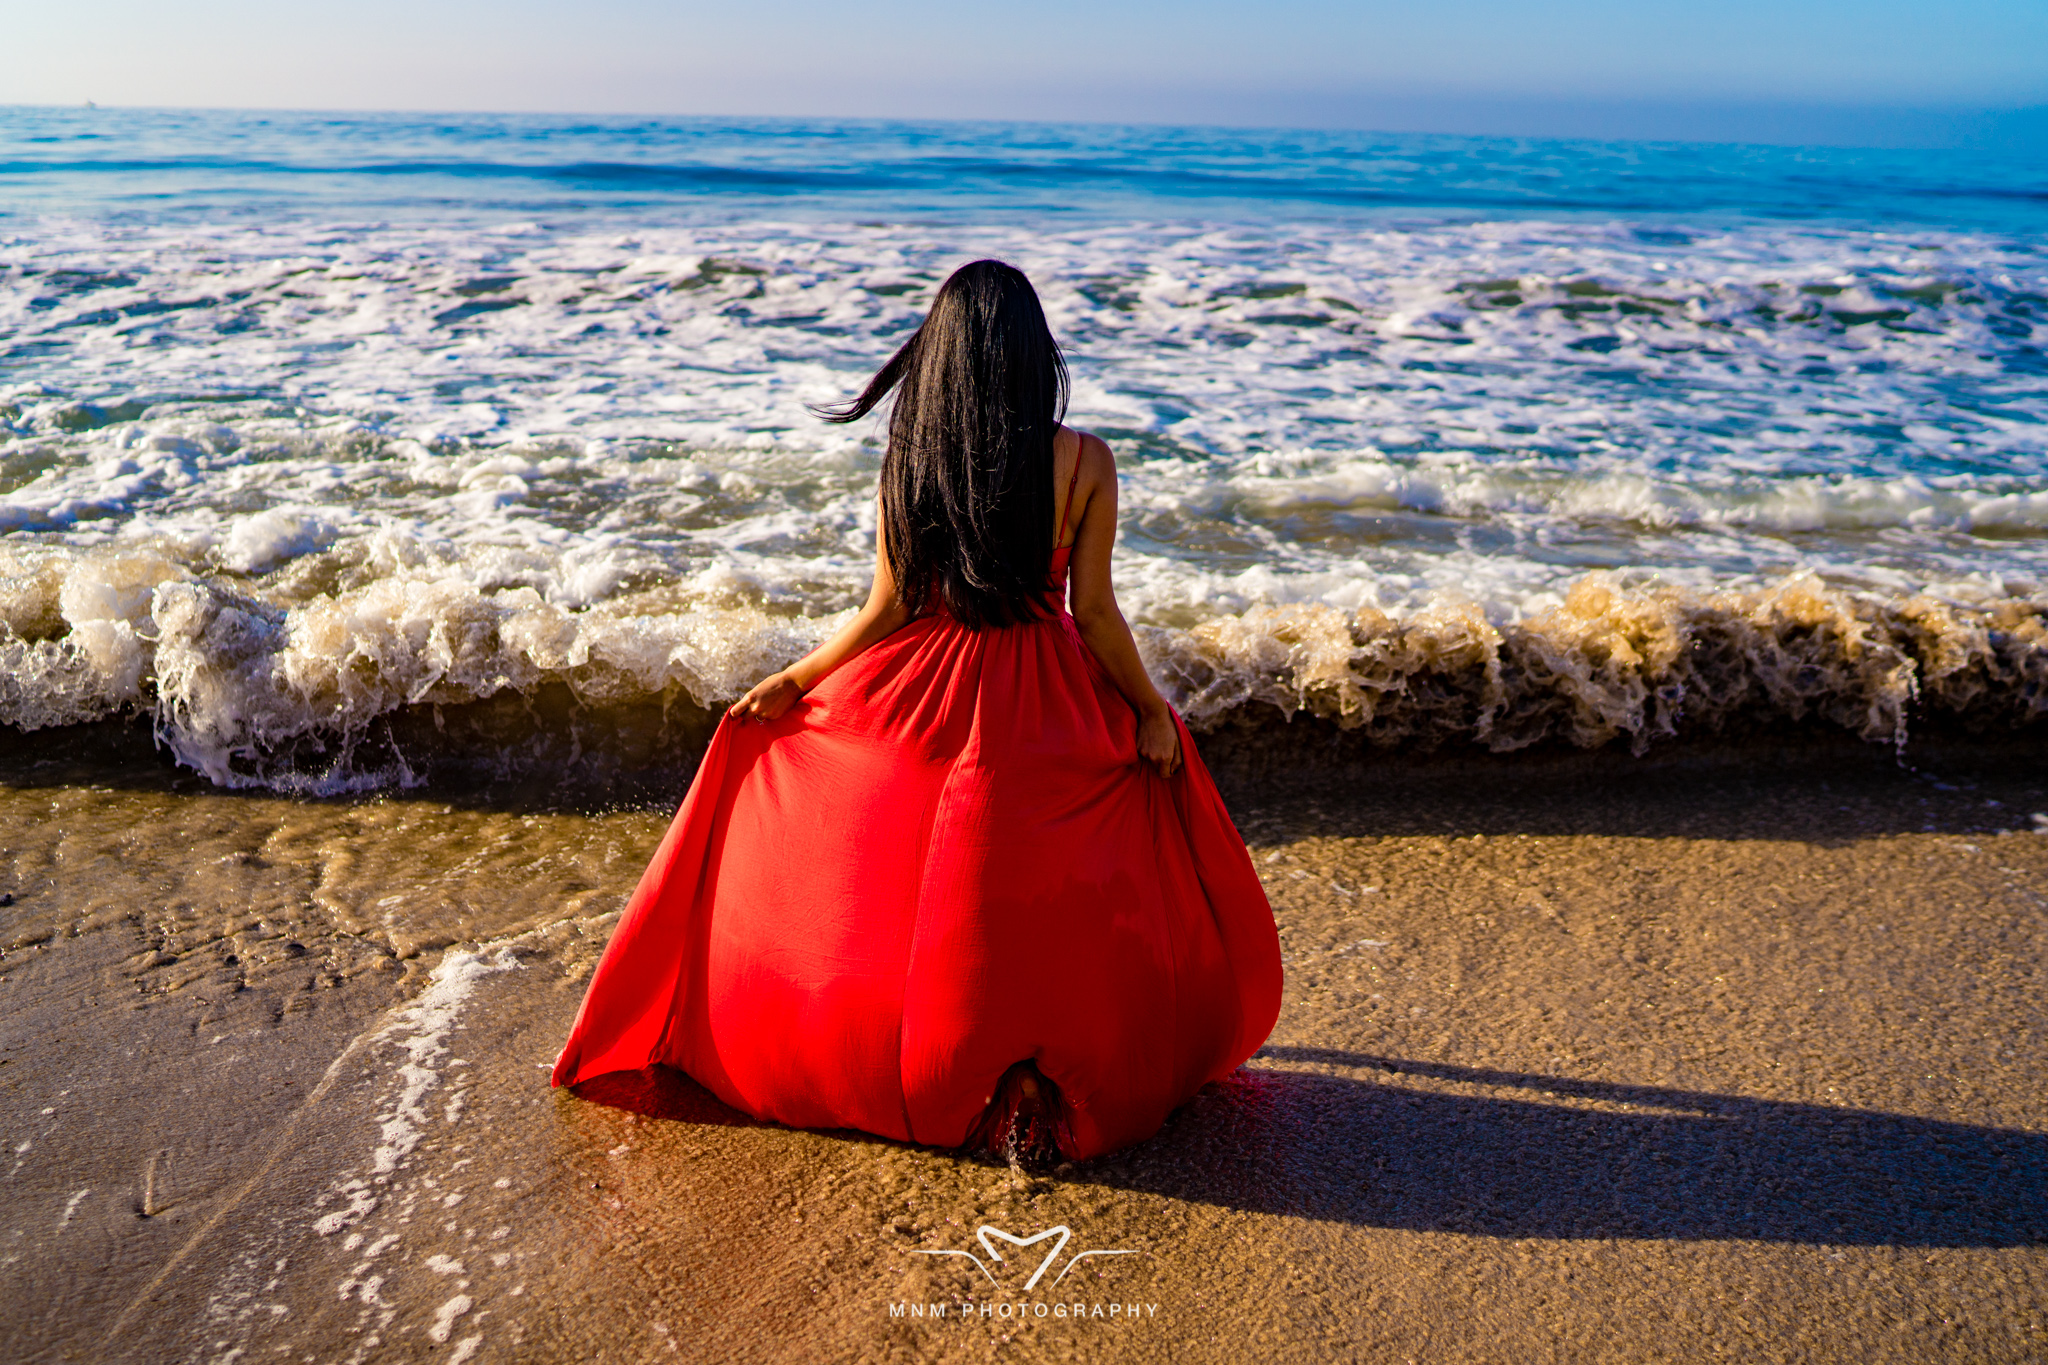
<box><xmin>3</xmin><ymin>729</ymin><xmax>2047</xmax><ymax>1362</ymax></box>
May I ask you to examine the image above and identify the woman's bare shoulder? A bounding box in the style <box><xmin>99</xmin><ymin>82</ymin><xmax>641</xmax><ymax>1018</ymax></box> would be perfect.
<box><xmin>1064</xmin><ymin>427</ymin><xmax>1116</xmax><ymax>480</ymax></box>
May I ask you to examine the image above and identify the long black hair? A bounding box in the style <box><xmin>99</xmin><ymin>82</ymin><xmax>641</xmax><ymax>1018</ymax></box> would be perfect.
<box><xmin>818</xmin><ymin>259</ymin><xmax>1069</xmax><ymax>629</ymax></box>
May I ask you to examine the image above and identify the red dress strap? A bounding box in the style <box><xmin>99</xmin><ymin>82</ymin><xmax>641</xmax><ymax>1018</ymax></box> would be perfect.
<box><xmin>1054</xmin><ymin>435</ymin><xmax>1084</xmax><ymax>548</ymax></box>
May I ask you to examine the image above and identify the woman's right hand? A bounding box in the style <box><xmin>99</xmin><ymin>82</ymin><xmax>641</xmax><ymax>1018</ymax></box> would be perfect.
<box><xmin>728</xmin><ymin>671</ymin><xmax>805</xmax><ymax>725</ymax></box>
<box><xmin>1136</xmin><ymin>704</ymin><xmax>1183</xmax><ymax>779</ymax></box>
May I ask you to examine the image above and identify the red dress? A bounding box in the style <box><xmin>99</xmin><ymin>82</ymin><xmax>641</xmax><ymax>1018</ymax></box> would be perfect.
<box><xmin>552</xmin><ymin>512</ymin><xmax>1283</xmax><ymax>1158</ymax></box>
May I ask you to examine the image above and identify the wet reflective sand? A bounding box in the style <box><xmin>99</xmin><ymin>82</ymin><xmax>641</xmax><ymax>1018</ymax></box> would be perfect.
<box><xmin>4</xmin><ymin>733</ymin><xmax>2047</xmax><ymax>1362</ymax></box>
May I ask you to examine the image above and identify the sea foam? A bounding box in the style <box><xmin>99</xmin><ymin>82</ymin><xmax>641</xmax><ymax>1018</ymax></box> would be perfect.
<box><xmin>4</xmin><ymin>151</ymin><xmax>2046</xmax><ymax>789</ymax></box>
<box><xmin>5</xmin><ymin>533</ymin><xmax>2047</xmax><ymax>793</ymax></box>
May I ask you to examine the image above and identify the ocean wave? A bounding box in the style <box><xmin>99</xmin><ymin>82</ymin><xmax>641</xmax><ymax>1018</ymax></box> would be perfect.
<box><xmin>6</xmin><ymin>538</ymin><xmax>2046</xmax><ymax>794</ymax></box>
<box><xmin>1217</xmin><ymin>460</ymin><xmax>2048</xmax><ymax>537</ymax></box>
<box><xmin>1146</xmin><ymin>575</ymin><xmax>2048</xmax><ymax>753</ymax></box>
<box><xmin>0</xmin><ymin>538</ymin><xmax>832</xmax><ymax>792</ymax></box>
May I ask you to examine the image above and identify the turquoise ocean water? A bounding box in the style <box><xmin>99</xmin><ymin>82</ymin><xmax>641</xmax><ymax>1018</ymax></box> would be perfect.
<box><xmin>3</xmin><ymin>108</ymin><xmax>2046</xmax><ymax>788</ymax></box>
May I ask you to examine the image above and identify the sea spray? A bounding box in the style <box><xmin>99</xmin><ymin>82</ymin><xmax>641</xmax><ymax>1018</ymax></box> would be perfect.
<box><xmin>6</xmin><ymin>536</ymin><xmax>2047</xmax><ymax>792</ymax></box>
<box><xmin>1145</xmin><ymin>576</ymin><xmax>1938</xmax><ymax>752</ymax></box>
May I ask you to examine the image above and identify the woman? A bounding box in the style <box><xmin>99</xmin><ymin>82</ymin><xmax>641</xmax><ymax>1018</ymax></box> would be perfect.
<box><xmin>552</xmin><ymin>260</ymin><xmax>1281</xmax><ymax>1161</ymax></box>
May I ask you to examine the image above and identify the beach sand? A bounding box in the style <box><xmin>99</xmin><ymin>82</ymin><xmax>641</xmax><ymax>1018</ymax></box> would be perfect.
<box><xmin>3</xmin><ymin>727</ymin><xmax>2046</xmax><ymax>1362</ymax></box>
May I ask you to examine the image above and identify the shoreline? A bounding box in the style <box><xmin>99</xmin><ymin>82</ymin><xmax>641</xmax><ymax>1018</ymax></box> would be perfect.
<box><xmin>6</xmin><ymin>702</ymin><xmax>2048</xmax><ymax>814</ymax></box>
<box><xmin>3</xmin><ymin>732</ymin><xmax>2046</xmax><ymax>1360</ymax></box>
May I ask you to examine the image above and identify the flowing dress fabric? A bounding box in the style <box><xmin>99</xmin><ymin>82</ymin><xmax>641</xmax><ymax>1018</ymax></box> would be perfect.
<box><xmin>551</xmin><ymin>548</ymin><xmax>1283</xmax><ymax>1159</ymax></box>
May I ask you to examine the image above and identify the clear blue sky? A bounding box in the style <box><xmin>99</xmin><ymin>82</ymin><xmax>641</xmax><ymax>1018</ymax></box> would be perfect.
<box><xmin>10</xmin><ymin>0</ymin><xmax>2047</xmax><ymax>144</ymax></box>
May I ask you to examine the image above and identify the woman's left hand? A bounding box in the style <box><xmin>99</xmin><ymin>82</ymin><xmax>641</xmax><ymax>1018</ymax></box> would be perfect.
<box><xmin>1136</xmin><ymin>704</ymin><xmax>1183</xmax><ymax>779</ymax></box>
<box><xmin>729</xmin><ymin>671</ymin><xmax>805</xmax><ymax>724</ymax></box>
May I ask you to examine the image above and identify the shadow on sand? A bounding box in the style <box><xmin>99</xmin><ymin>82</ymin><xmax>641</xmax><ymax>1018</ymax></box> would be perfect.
<box><xmin>572</xmin><ymin>1052</ymin><xmax>2048</xmax><ymax>1248</ymax></box>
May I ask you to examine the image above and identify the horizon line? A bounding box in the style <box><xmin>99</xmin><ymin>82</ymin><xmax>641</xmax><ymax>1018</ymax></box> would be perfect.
<box><xmin>6</xmin><ymin>96</ymin><xmax>2047</xmax><ymax>156</ymax></box>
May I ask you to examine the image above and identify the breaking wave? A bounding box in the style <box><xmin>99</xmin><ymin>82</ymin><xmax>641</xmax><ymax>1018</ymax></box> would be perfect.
<box><xmin>1145</xmin><ymin>575</ymin><xmax>2048</xmax><ymax>755</ymax></box>
<box><xmin>6</xmin><ymin>537</ymin><xmax>2046</xmax><ymax>795</ymax></box>
<box><xmin>0</xmin><ymin>537</ymin><xmax>829</xmax><ymax>793</ymax></box>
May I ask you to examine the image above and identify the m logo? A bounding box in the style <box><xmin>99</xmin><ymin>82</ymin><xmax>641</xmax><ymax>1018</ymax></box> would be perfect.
<box><xmin>915</xmin><ymin>1224</ymin><xmax>1134</xmax><ymax>1291</ymax></box>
